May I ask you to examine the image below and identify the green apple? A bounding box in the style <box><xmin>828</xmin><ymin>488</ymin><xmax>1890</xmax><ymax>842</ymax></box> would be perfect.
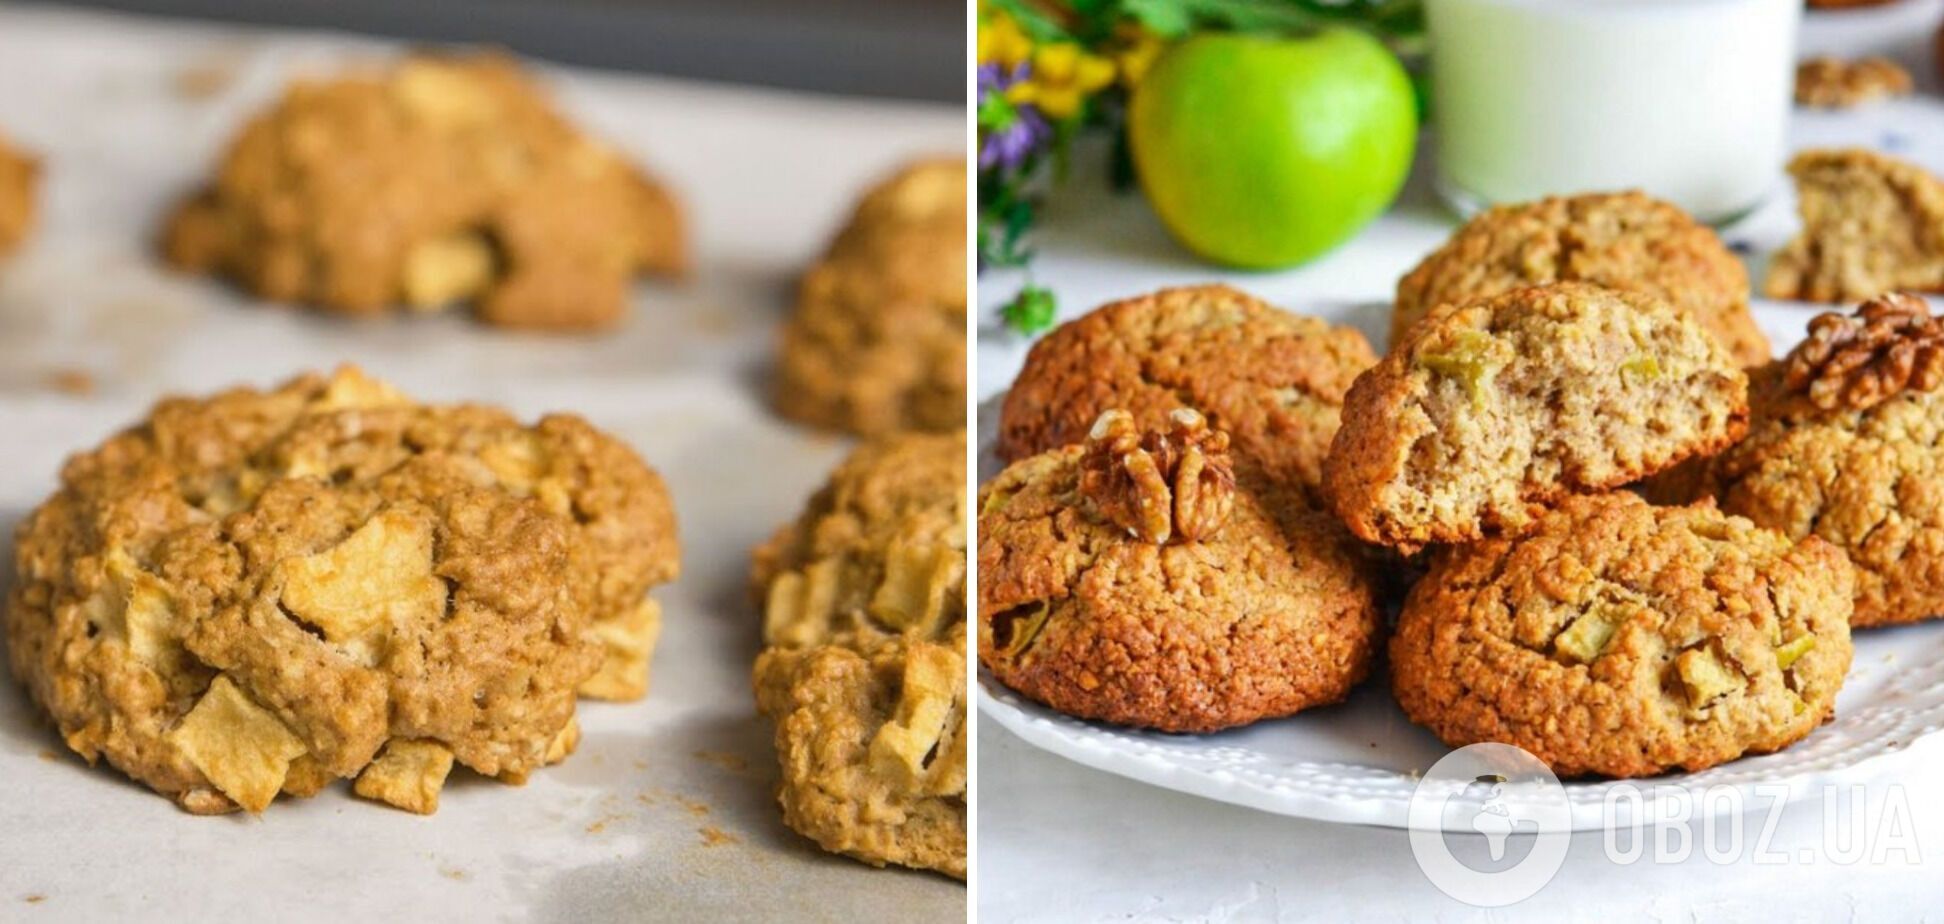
<box><xmin>1129</xmin><ymin>29</ymin><xmax>1417</xmax><ymax>269</ymax></box>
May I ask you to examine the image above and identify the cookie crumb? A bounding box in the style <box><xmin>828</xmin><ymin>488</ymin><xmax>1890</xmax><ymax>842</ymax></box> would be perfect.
<box><xmin>692</xmin><ymin>749</ymin><xmax>747</xmax><ymax>773</ymax></box>
<box><xmin>438</xmin><ymin>866</ymin><xmax>469</xmax><ymax>882</ymax></box>
<box><xmin>36</xmin><ymin>749</ymin><xmax>57</xmax><ymax>762</ymax></box>
<box><xmin>1795</xmin><ymin>56</ymin><xmax>1912</xmax><ymax>109</ymax></box>
<box><xmin>699</xmin><ymin>825</ymin><xmax>737</xmax><ymax>847</ymax></box>
<box><xmin>675</xmin><ymin>796</ymin><xmax>710</xmax><ymax>817</ymax></box>
<box><xmin>42</xmin><ymin>369</ymin><xmax>94</xmax><ymax>396</ymax></box>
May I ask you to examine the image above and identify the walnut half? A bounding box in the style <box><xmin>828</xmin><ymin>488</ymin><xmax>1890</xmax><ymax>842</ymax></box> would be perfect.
<box><xmin>1785</xmin><ymin>292</ymin><xmax>1944</xmax><ymax>411</ymax></box>
<box><xmin>1077</xmin><ymin>408</ymin><xmax>1235</xmax><ymax>544</ymax></box>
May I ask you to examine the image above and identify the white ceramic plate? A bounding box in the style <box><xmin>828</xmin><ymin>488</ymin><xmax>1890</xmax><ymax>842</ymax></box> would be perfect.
<box><xmin>975</xmin><ymin>296</ymin><xmax>1944</xmax><ymax>832</ymax></box>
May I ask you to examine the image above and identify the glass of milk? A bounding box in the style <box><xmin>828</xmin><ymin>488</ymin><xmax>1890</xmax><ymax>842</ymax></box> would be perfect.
<box><xmin>1426</xmin><ymin>0</ymin><xmax>1800</xmax><ymax>224</ymax></box>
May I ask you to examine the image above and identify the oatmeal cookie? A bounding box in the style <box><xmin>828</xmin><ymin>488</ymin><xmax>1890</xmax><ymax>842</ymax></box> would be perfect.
<box><xmin>1662</xmin><ymin>293</ymin><xmax>1944</xmax><ymax>627</ymax></box>
<box><xmin>1795</xmin><ymin>56</ymin><xmax>1913</xmax><ymax>108</ymax></box>
<box><xmin>1392</xmin><ymin>493</ymin><xmax>1854</xmax><ymax>778</ymax></box>
<box><xmin>753</xmin><ymin>626</ymin><xmax>966</xmax><ymax>879</ymax></box>
<box><xmin>0</xmin><ymin>131</ymin><xmax>36</xmax><ymax>256</ymax></box>
<box><xmin>1394</xmin><ymin>191</ymin><xmax>1770</xmax><ymax>365</ymax></box>
<box><xmin>752</xmin><ymin>430</ymin><xmax>965</xmax><ymax>653</ymax></box>
<box><xmin>979</xmin><ymin>410</ymin><xmax>1382</xmax><ymax>733</ymax></box>
<box><xmin>1325</xmin><ymin>283</ymin><xmax>1748</xmax><ymax>551</ymax></box>
<box><xmin>161</xmin><ymin>52</ymin><xmax>685</xmax><ymax>329</ymax></box>
<box><xmin>997</xmin><ymin>284</ymin><xmax>1376</xmax><ymax>498</ymax></box>
<box><xmin>773</xmin><ymin>157</ymin><xmax>966</xmax><ymax>436</ymax></box>
<box><xmin>749</xmin><ymin>429</ymin><xmax>966</xmax><ymax>877</ymax></box>
<box><xmin>1765</xmin><ymin>149</ymin><xmax>1944</xmax><ymax>304</ymax></box>
<box><xmin>5</xmin><ymin>367</ymin><xmax>679</xmax><ymax>814</ymax></box>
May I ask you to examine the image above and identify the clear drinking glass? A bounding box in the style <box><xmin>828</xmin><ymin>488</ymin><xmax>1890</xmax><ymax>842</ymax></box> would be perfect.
<box><xmin>1425</xmin><ymin>0</ymin><xmax>1801</xmax><ymax>224</ymax></box>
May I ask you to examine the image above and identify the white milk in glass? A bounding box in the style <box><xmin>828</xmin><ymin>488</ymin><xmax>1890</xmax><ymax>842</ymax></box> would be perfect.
<box><xmin>1427</xmin><ymin>0</ymin><xmax>1799</xmax><ymax>223</ymax></box>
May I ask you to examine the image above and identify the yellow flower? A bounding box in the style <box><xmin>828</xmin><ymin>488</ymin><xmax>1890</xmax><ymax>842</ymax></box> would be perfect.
<box><xmin>978</xmin><ymin>6</ymin><xmax>1033</xmax><ymax>70</ymax></box>
<box><xmin>1006</xmin><ymin>43</ymin><xmax>1116</xmax><ymax>120</ymax></box>
<box><xmin>1110</xmin><ymin>24</ymin><xmax>1166</xmax><ymax>88</ymax></box>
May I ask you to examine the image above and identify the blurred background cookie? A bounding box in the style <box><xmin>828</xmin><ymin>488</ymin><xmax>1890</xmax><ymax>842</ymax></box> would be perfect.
<box><xmin>160</xmin><ymin>52</ymin><xmax>686</xmax><ymax>330</ymax></box>
<box><xmin>773</xmin><ymin>157</ymin><xmax>966</xmax><ymax>436</ymax></box>
<box><xmin>1765</xmin><ymin>149</ymin><xmax>1944</xmax><ymax>304</ymax></box>
<box><xmin>0</xmin><ymin>129</ymin><xmax>34</xmax><ymax>256</ymax></box>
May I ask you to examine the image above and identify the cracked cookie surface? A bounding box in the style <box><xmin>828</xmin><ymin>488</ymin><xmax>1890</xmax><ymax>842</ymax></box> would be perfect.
<box><xmin>0</xmin><ymin>130</ymin><xmax>35</xmax><ymax>256</ymax></box>
<box><xmin>1394</xmin><ymin>191</ymin><xmax>1769</xmax><ymax>365</ymax></box>
<box><xmin>1326</xmin><ymin>283</ymin><xmax>1748</xmax><ymax>551</ymax></box>
<box><xmin>1765</xmin><ymin>149</ymin><xmax>1944</xmax><ymax>304</ymax></box>
<box><xmin>749</xmin><ymin>429</ymin><xmax>966</xmax><ymax>877</ymax></box>
<box><xmin>774</xmin><ymin>157</ymin><xmax>966</xmax><ymax>436</ymax></box>
<box><xmin>978</xmin><ymin>416</ymin><xmax>1382</xmax><ymax>734</ymax></box>
<box><xmin>161</xmin><ymin>52</ymin><xmax>685</xmax><ymax>330</ymax></box>
<box><xmin>997</xmin><ymin>284</ymin><xmax>1376</xmax><ymax>499</ymax></box>
<box><xmin>1391</xmin><ymin>493</ymin><xmax>1854</xmax><ymax>778</ymax></box>
<box><xmin>6</xmin><ymin>367</ymin><xmax>679</xmax><ymax>814</ymax></box>
<box><xmin>1657</xmin><ymin>294</ymin><xmax>1944</xmax><ymax>627</ymax></box>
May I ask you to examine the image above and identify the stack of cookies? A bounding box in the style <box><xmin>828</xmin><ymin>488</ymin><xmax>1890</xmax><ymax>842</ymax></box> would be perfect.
<box><xmin>1330</xmin><ymin>280</ymin><xmax>1854</xmax><ymax>777</ymax></box>
<box><xmin>748</xmin><ymin>161</ymin><xmax>970</xmax><ymax>877</ymax></box>
<box><xmin>978</xmin><ymin>185</ymin><xmax>1944</xmax><ymax>780</ymax></box>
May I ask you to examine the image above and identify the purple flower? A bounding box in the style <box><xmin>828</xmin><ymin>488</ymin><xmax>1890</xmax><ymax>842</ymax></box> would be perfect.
<box><xmin>978</xmin><ymin>62</ymin><xmax>1049</xmax><ymax>172</ymax></box>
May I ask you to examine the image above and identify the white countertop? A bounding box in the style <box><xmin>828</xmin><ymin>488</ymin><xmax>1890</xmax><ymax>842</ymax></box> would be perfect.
<box><xmin>0</xmin><ymin>5</ymin><xmax>963</xmax><ymax>921</ymax></box>
<box><xmin>975</xmin><ymin>2</ymin><xmax>1944</xmax><ymax>920</ymax></box>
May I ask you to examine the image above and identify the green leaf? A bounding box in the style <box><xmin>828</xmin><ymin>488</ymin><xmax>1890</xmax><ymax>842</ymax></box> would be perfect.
<box><xmin>1120</xmin><ymin>0</ymin><xmax>1196</xmax><ymax>36</ymax></box>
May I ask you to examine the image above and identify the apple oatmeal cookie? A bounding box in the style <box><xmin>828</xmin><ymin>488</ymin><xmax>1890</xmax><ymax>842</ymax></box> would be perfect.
<box><xmin>997</xmin><ymin>284</ymin><xmax>1377</xmax><ymax>499</ymax></box>
<box><xmin>979</xmin><ymin>410</ymin><xmax>1382</xmax><ymax>733</ymax></box>
<box><xmin>774</xmin><ymin>157</ymin><xmax>967</xmax><ymax>436</ymax></box>
<box><xmin>161</xmin><ymin>52</ymin><xmax>686</xmax><ymax>329</ymax></box>
<box><xmin>1393</xmin><ymin>191</ymin><xmax>1769</xmax><ymax>365</ymax></box>
<box><xmin>5</xmin><ymin>367</ymin><xmax>679</xmax><ymax>814</ymax></box>
<box><xmin>749</xmin><ymin>429</ymin><xmax>966</xmax><ymax>877</ymax></box>
<box><xmin>1392</xmin><ymin>493</ymin><xmax>1854</xmax><ymax>778</ymax></box>
<box><xmin>1765</xmin><ymin>149</ymin><xmax>1944</xmax><ymax>304</ymax></box>
<box><xmin>1657</xmin><ymin>293</ymin><xmax>1944</xmax><ymax>627</ymax></box>
<box><xmin>1325</xmin><ymin>283</ymin><xmax>1748</xmax><ymax>551</ymax></box>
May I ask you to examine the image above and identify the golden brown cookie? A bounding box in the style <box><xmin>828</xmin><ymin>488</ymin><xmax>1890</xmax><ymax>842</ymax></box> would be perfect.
<box><xmin>753</xmin><ymin>430</ymin><xmax>966</xmax><ymax>652</ymax></box>
<box><xmin>753</xmin><ymin>626</ymin><xmax>966</xmax><ymax>879</ymax></box>
<box><xmin>0</xmin><ymin>130</ymin><xmax>36</xmax><ymax>256</ymax></box>
<box><xmin>161</xmin><ymin>52</ymin><xmax>685</xmax><ymax>330</ymax></box>
<box><xmin>1660</xmin><ymin>293</ymin><xmax>1944</xmax><ymax>627</ymax></box>
<box><xmin>1325</xmin><ymin>283</ymin><xmax>1748</xmax><ymax>551</ymax></box>
<box><xmin>979</xmin><ymin>410</ymin><xmax>1382</xmax><ymax>734</ymax></box>
<box><xmin>1766</xmin><ymin>149</ymin><xmax>1944</xmax><ymax>304</ymax></box>
<box><xmin>5</xmin><ymin>367</ymin><xmax>679</xmax><ymax>814</ymax></box>
<box><xmin>749</xmin><ymin>429</ymin><xmax>966</xmax><ymax>877</ymax></box>
<box><xmin>1394</xmin><ymin>191</ymin><xmax>1770</xmax><ymax>366</ymax></box>
<box><xmin>1795</xmin><ymin>56</ymin><xmax>1913</xmax><ymax>108</ymax></box>
<box><xmin>1391</xmin><ymin>492</ymin><xmax>1854</xmax><ymax>778</ymax></box>
<box><xmin>997</xmin><ymin>284</ymin><xmax>1376</xmax><ymax>498</ymax></box>
<box><xmin>774</xmin><ymin>157</ymin><xmax>966</xmax><ymax>436</ymax></box>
